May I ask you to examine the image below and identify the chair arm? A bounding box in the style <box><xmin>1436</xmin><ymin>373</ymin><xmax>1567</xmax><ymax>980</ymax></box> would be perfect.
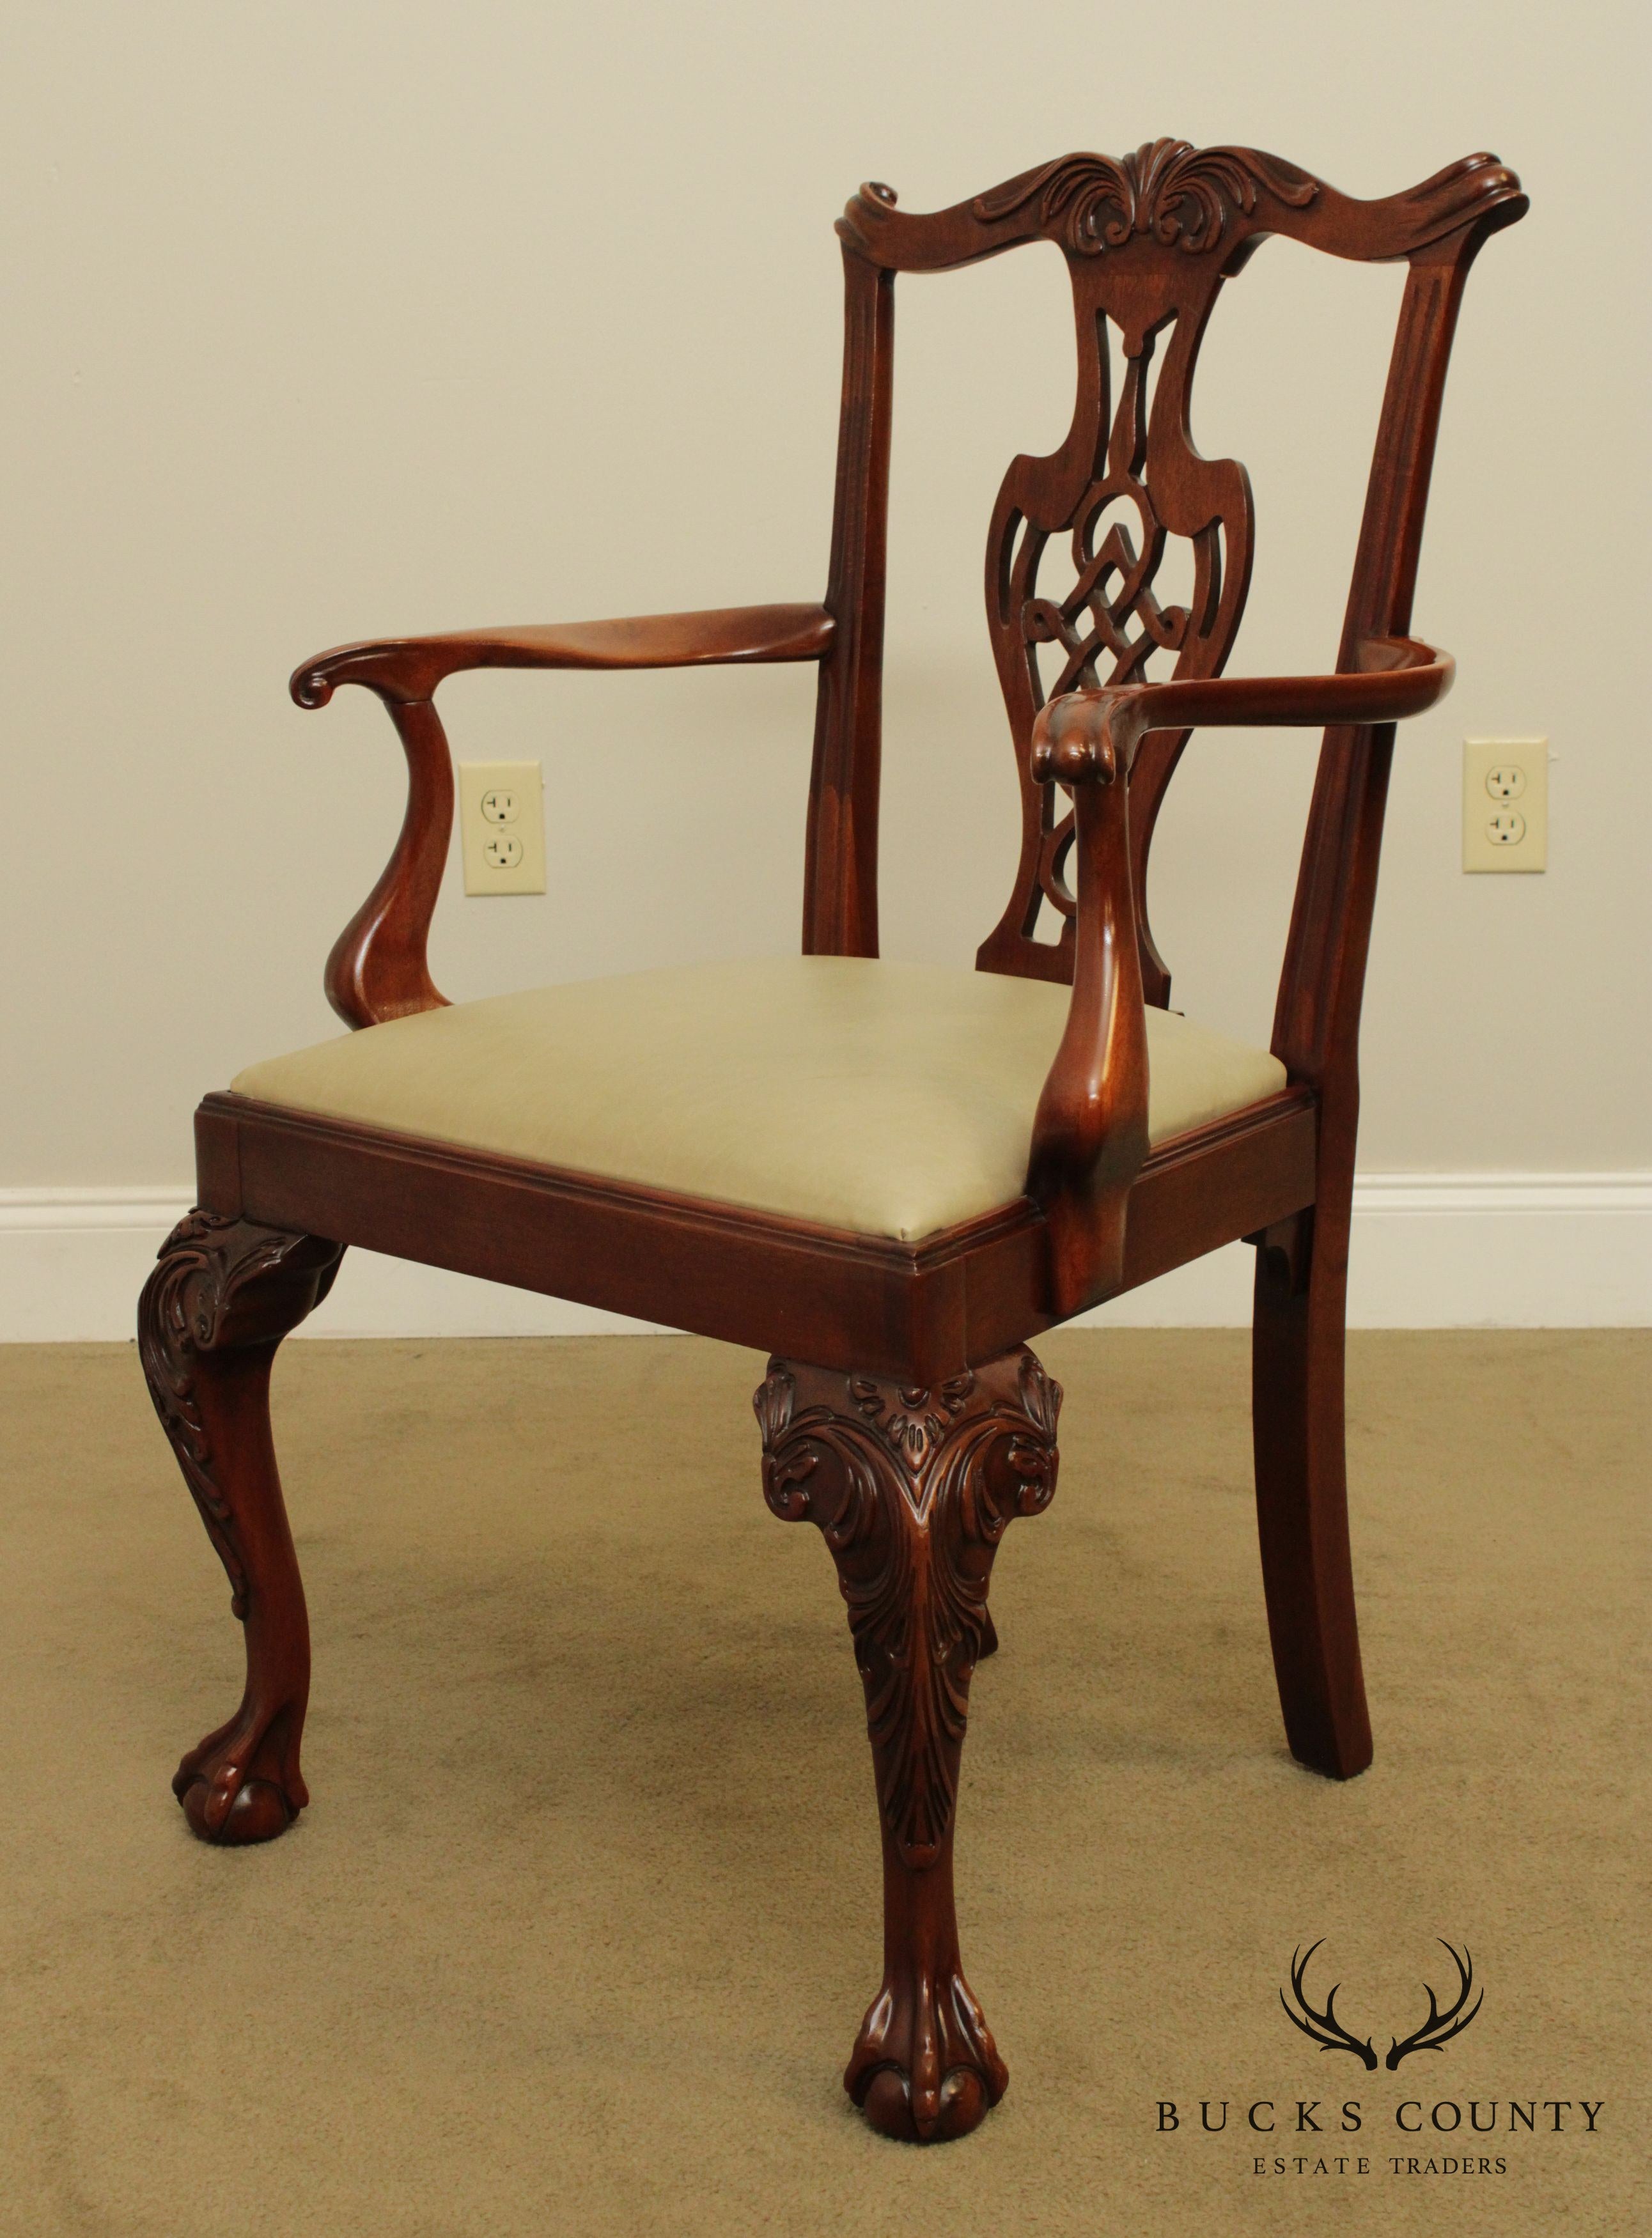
<box><xmin>1023</xmin><ymin>636</ymin><xmax>1452</xmax><ymax>1317</ymax></box>
<box><xmin>289</xmin><ymin>602</ymin><xmax>834</xmax><ymax>1029</ymax></box>
<box><xmin>291</xmin><ymin>602</ymin><xmax>836</xmax><ymax>708</ymax></box>
<box><xmin>1027</xmin><ymin>635</ymin><xmax>1453</xmax><ymax>785</ymax></box>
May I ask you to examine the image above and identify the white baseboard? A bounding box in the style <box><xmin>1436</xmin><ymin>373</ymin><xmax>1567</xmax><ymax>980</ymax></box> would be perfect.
<box><xmin>1079</xmin><ymin>1173</ymin><xmax>1652</xmax><ymax>1328</ymax></box>
<box><xmin>1</xmin><ymin>1175</ymin><xmax>1647</xmax><ymax>1341</ymax></box>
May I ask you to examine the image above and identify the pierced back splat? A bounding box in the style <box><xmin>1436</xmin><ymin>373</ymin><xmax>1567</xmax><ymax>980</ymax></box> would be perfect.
<box><xmin>976</xmin><ymin>244</ymin><xmax>1255</xmax><ymax>999</ymax></box>
<box><xmin>965</xmin><ymin>146</ymin><xmax>1329</xmax><ymax>999</ymax></box>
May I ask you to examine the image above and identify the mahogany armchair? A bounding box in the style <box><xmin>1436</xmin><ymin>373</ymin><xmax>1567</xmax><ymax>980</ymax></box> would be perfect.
<box><xmin>140</xmin><ymin>142</ymin><xmax>1525</xmax><ymax>2143</ymax></box>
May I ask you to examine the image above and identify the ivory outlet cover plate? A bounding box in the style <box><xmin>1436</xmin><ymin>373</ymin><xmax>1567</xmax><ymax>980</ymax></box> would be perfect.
<box><xmin>458</xmin><ymin>761</ymin><xmax>546</xmax><ymax>895</ymax></box>
<box><xmin>1463</xmin><ymin>738</ymin><xmax>1547</xmax><ymax>873</ymax></box>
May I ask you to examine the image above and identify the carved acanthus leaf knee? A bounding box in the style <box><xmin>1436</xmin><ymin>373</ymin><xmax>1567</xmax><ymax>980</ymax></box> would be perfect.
<box><xmin>140</xmin><ymin>1211</ymin><xmax>341</xmax><ymax>1610</ymax></box>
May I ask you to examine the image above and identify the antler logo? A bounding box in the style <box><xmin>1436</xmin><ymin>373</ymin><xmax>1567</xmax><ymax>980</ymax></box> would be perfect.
<box><xmin>1281</xmin><ymin>1941</ymin><xmax>1378</xmax><ymax>2069</ymax></box>
<box><xmin>1281</xmin><ymin>1941</ymin><xmax>1483</xmax><ymax>2072</ymax></box>
<box><xmin>1385</xmin><ymin>1943</ymin><xmax>1483</xmax><ymax>2071</ymax></box>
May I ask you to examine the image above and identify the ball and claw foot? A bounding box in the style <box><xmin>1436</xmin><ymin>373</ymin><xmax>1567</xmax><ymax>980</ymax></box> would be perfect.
<box><xmin>172</xmin><ymin>1704</ymin><xmax>306</xmax><ymax>1846</ymax></box>
<box><xmin>846</xmin><ymin>1954</ymin><xmax>1008</xmax><ymax>2143</ymax></box>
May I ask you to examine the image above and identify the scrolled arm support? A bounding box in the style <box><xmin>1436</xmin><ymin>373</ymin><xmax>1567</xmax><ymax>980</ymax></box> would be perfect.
<box><xmin>322</xmin><ymin>695</ymin><xmax>454</xmax><ymax>1030</ymax></box>
<box><xmin>291</xmin><ymin>602</ymin><xmax>837</xmax><ymax>1029</ymax></box>
<box><xmin>1025</xmin><ymin>636</ymin><xmax>1453</xmax><ymax>1317</ymax></box>
<box><xmin>1025</xmin><ymin>701</ymin><xmax>1150</xmax><ymax>1320</ymax></box>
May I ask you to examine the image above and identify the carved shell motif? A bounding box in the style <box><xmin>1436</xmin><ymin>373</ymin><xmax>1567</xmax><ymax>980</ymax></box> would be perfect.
<box><xmin>847</xmin><ymin>1372</ymin><xmax>977</xmax><ymax>1475</ymax></box>
<box><xmin>976</xmin><ymin>139</ymin><xmax>1318</xmax><ymax>258</ymax></box>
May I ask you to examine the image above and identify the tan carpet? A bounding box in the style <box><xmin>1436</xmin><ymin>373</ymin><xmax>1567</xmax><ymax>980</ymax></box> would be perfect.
<box><xmin>0</xmin><ymin>1331</ymin><xmax>1645</xmax><ymax>2237</ymax></box>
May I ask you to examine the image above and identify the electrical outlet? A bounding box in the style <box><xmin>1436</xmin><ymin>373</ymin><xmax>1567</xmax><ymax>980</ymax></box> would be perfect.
<box><xmin>458</xmin><ymin>761</ymin><xmax>546</xmax><ymax>895</ymax></box>
<box><xmin>1463</xmin><ymin>738</ymin><xmax>1547</xmax><ymax>873</ymax></box>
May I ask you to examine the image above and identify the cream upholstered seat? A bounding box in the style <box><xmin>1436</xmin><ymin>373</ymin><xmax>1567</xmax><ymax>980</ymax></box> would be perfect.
<box><xmin>233</xmin><ymin>956</ymin><xmax>1286</xmax><ymax>1243</ymax></box>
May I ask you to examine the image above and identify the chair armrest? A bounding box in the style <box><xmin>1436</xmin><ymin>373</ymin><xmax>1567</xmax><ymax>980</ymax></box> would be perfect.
<box><xmin>291</xmin><ymin>602</ymin><xmax>836</xmax><ymax>708</ymax></box>
<box><xmin>290</xmin><ymin>601</ymin><xmax>834</xmax><ymax>1029</ymax></box>
<box><xmin>1027</xmin><ymin>635</ymin><xmax>1453</xmax><ymax>784</ymax></box>
<box><xmin>1023</xmin><ymin>636</ymin><xmax>1452</xmax><ymax>1317</ymax></box>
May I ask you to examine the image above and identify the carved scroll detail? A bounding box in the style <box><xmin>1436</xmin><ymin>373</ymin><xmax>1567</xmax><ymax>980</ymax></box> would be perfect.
<box><xmin>975</xmin><ymin>139</ymin><xmax>1318</xmax><ymax>259</ymax></box>
<box><xmin>756</xmin><ymin>1351</ymin><xmax>1059</xmax><ymax>1866</ymax></box>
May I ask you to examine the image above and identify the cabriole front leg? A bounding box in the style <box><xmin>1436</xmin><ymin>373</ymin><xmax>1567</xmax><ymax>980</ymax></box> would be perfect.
<box><xmin>756</xmin><ymin>1348</ymin><xmax>1060</xmax><ymax>2142</ymax></box>
<box><xmin>139</xmin><ymin>1211</ymin><xmax>343</xmax><ymax>1844</ymax></box>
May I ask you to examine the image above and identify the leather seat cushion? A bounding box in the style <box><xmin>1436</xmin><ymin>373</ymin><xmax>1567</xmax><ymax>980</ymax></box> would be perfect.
<box><xmin>231</xmin><ymin>956</ymin><xmax>1288</xmax><ymax>1243</ymax></box>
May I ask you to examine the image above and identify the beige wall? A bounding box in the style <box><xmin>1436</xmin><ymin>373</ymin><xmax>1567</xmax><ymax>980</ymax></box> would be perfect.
<box><xmin>1</xmin><ymin>0</ymin><xmax>1646</xmax><ymax>1189</ymax></box>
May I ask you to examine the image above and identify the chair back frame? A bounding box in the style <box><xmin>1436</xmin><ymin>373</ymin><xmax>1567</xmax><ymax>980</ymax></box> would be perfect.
<box><xmin>801</xmin><ymin>144</ymin><xmax>1527</xmax><ymax>1166</ymax></box>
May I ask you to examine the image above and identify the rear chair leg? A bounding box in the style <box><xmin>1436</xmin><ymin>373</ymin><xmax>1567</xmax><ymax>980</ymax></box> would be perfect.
<box><xmin>1251</xmin><ymin>1207</ymin><xmax>1373</xmax><ymax>1778</ymax></box>
<box><xmin>756</xmin><ymin>1348</ymin><xmax>1060</xmax><ymax>2142</ymax></box>
<box><xmin>139</xmin><ymin>1211</ymin><xmax>343</xmax><ymax>1843</ymax></box>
